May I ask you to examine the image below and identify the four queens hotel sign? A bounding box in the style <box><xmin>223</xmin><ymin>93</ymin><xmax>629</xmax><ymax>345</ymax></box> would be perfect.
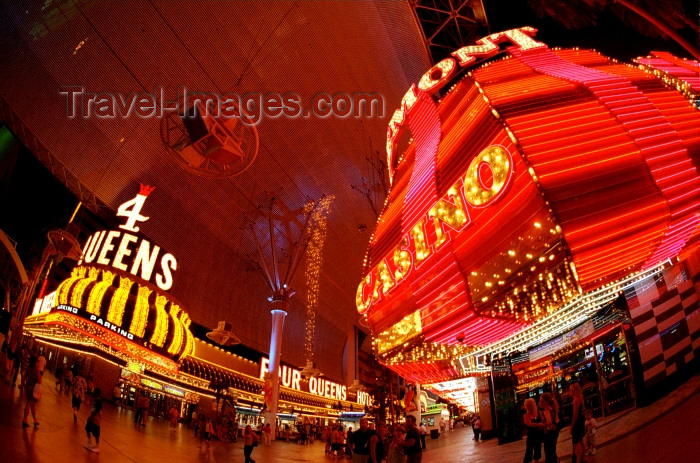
<box><xmin>259</xmin><ymin>357</ymin><xmax>373</xmax><ymax>404</ymax></box>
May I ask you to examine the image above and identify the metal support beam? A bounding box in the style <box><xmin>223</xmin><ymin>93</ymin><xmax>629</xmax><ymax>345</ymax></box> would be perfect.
<box><xmin>410</xmin><ymin>0</ymin><xmax>490</xmax><ymax>63</ymax></box>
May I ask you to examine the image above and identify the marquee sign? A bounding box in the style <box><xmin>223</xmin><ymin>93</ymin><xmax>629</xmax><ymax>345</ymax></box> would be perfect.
<box><xmin>79</xmin><ymin>184</ymin><xmax>177</xmax><ymax>291</ymax></box>
<box><xmin>44</xmin><ymin>185</ymin><xmax>194</xmax><ymax>369</ymax></box>
<box><xmin>258</xmin><ymin>357</ymin><xmax>368</xmax><ymax>403</ymax></box>
<box><xmin>359</xmin><ymin>26</ymin><xmax>700</xmax><ymax>382</ymax></box>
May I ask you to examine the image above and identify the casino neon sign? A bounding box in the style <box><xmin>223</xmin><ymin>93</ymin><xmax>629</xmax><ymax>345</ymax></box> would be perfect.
<box><xmin>259</xmin><ymin>357</ymin><xmax>355</xmax><ymax>402</ymax></box>
<box><xmin>357</xmin><ymin>145</ymin><xmax>513</xmax><ymax>313</ymax></box>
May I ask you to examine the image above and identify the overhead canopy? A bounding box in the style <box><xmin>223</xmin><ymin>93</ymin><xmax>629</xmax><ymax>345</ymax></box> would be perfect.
<box><xmin>0</xmin><ymin>1</ymin><xmax>432</xmax><ymax>381</ymax></box>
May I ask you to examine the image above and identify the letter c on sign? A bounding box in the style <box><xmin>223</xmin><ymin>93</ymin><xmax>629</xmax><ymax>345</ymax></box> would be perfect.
<box><xmin>464</xmin><ymin>145</ymin><xmax>513</xmax><ymax>207</ymax></box>
<box><xmin>356</xmin><ymin>273</ymin><xmax>373</xmax><ymax>314</ymax></box>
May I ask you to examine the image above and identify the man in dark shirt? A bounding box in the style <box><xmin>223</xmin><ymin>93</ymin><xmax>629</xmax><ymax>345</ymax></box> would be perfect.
<box><xmin>402</xmin><ymin>415</ymin><xmax>423</xmax><ymax>463</ymax></box>
<box><xmin>350</xmin><ymin>418</ymin><xmax>373</xmax><ymax>463</ymax></box>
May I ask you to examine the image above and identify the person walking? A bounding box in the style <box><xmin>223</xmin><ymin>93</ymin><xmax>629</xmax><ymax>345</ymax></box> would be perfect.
<box><xmin>419</xmin><ymin>421</ymin><xmax>427</xmax><ymax>450</ymax></box>
<box><xmin>140</xmin><ymin>394</ymin><xmax>151</xmax><ymax>426</ymax></box>
<box><xmin>400</xmin><ymin>415</ymin><xmax>422</xmax><ymax>463</ymax></box>
<box><xmin>55</xmin><ymin>364</ymin><xmax>64</xmax><ymax>391</ymax></box>
<box><xmin>71</xmin><ymin>370</ymin><xmax>87</xmax><ymax>422</ymax></box>
<box><xmin>262</xmin><ymin>423</ymin><xmax>272</xmax><ymax>446</ymax></box>
<box><xmin>19</xmin><ymin>345</ymin><xmax>30</xmax><ymax>388</ymax></box>
<box><xmin>112</xmin><ymin>383</ymin><xmax>122</xmax><ymax>407</ymax></box>
<box><xmin>169</xmin><ymin>404</ymin><xmax>179</xmax><ymax>431</ymax></box>
<box><xmin>570</xmin><ymin>383</ymin><xmax>586</xmax><ymax>463</ymax></box>
<box><xmin>323</xmin><ymin>426</ymin><xmax>332</xmax><ymax>454</ymax></box>
<box><xmin>204</xmin><ymin>417</ymin><xmax>214</xmax><ymax>449</ymax></box>
<box><xmin>63</xmin><ymin>368</ymin><xmax>73</xmax><ymax>392</ymax></box>
<box><xmin>539</xmin><ymin>392</ymin><xmax>560</xmax><ymax>463</ymax></box>
<box><xmin>370</xmin><ymin>422</ymin><xmax>388</xmax><ymax>463</ymax></box>
<box><xmin>473</xmin><ymin>415</ymin><xmax>482</xmax><ymax>441</ymax></box>
<box><xmin>133</xmin><ymin>393</ymin><xmax>144</xmax><ymax>425</ymax></box>
<box><xmin>243</xmin><ymin>424</ymin><xmax>259</xmax><ymax>463</ymax></box>
<box><xmin>522</xmin><ymin>398</ymin><xmax>545</xmax><ymax>463</ymax></box>
<box><xmin>197</xmin><ymin>414</ymin><xmax>207</xmax><ymax>447</ymax></box>
<box><xmin>35</xmin><ymin>350</ymin><xmax>46</xmax><ymax>376</ymax></box>
<box><xmin>345</xmin><ymin>426</ymin><xmax>354</xmax><ymax>457</ymax></box>
<box><xmin>331</xmin><ymin>425</ymin><xmax>344</xmax><ymax>456</ymax></box>
<box><xmin>21</xmin><ymin>356</ymin><xmax>42</xmax><ymax>429</ymax></box>
<box><xmin>387</xmin><ymin>424</ymin><xmax>406</xmax><ymax>463</ymax></box>
<box><xmin>84</xmin><ymin>396</ymin><xmax>103</xmax><ymax>452</ymax></box>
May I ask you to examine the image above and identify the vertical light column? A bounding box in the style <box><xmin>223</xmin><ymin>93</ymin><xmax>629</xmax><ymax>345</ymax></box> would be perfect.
<box><xmin>266</xmin><ymin>304</ymin><xmax>287</xmax><ymax>441</ymax></box>
<box><xmin>348</xmin><ymin>326</ymin><xmax>357</xmax><ymax>385</ymax></box>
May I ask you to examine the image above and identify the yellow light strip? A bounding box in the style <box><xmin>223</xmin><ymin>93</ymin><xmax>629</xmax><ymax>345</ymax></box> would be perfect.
<box><xmin>86</xmin><ymin>269</ymin><xmax>115</xmax><ymax>316</ymax></box>
<box><xmin>71</xmin><ymin>267</ymin><xmax>98</xmax><ymax>308</ymax></box>
<box><xmin>56</xmin><ymin>267</ymin><xmax>85</xmax><ymax>304</ymax></box>
<box><xmin>150</xmin><ymin>294</ymin><xmax>169</xmax><ymax>347</ymax></box>
<box><xmin>130</xmin><ymin>285</ymin><xmax>151</xmax><ymax>337</ymax></box>
<box><xmin>107</xmin><ymin>274</ymin><xmax>133</xmax><ymax>326</ymax></box>
<box><xmin>167</xmin><ymin>304</ymin><xmax>183</xmax><ymax>355</ymax></box>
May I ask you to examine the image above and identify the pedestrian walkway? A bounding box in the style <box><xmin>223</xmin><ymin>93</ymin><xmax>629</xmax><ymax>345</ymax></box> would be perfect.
<box><xmin>0</xmin><ymin>370</ymin><xmax>697</xmax><ymax>463</ymax></box>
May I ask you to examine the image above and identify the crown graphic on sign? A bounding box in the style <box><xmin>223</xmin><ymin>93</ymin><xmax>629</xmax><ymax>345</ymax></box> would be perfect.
<box><xmin>139</xmin><ymin>184</ymin><xmax>156</xmax><ymax>196</ymax></box>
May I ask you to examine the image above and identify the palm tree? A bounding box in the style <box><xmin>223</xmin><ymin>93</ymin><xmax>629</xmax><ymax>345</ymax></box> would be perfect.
<box><xmin>209</xmin><ymin>377</ymin><xmax>232</xmax><ymax>420</ymax></box>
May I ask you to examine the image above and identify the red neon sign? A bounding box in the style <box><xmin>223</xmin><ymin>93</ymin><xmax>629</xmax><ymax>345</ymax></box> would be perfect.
<box><xmin>360</xmin><ymin>27</ymin><xmax>700</xmax><ymax>366</ymax></box>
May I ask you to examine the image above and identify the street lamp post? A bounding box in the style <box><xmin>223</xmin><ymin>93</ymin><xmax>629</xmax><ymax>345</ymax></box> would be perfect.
<box><xmin>251</xmin><ymin>198</ymin><xmax>321</xmax><ymax>442</ymax></box>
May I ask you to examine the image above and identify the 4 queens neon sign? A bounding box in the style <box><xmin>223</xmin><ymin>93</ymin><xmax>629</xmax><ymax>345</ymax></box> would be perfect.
<box><xmin>357</xmin><ymin>145</ymin><xmax>514</xmax><ymax>313</ymax></box>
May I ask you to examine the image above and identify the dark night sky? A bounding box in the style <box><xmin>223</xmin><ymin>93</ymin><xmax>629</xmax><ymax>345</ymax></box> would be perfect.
<box><xmin>0</xmin><ymin>135</ymin><xmax>77</xmax><ymax>270</ymax></box>
<box><xmin>483</xmin><ymin>0</ymin><xmax>696</xmax><ymax>62</ymax></box>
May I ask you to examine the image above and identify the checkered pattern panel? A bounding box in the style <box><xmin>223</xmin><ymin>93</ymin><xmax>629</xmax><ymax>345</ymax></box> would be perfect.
<box><xmin>625</xmin><ymin>261</ymin><xmax>700</xmax><ymax>388</ymax></box>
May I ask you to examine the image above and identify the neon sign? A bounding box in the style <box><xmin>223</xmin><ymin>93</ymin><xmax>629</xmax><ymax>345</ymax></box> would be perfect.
<box><xmin>259</xmin><ymin>357</ymin><xmax>302</xmax><ymax>390</ymax></box>
<box><xmin>356</xmin><ymin>390</ymin><xmax>373</xmax><ymax>406</ymax></box>
<box><xmin>79</xmin><ymin>184</ymin><xmax>177</xmax><ymax>291</ymax></box>
<box><xmin>44</xmin><ymin>185</ymin><xmax>195</xmax><ymax>363</ymax></box>
<box><xmin>386</xmin><ymin>27</ymin><xmax>544</xmax><ymax>180</ymax></box>
<box><xmin>259</xmin><ymin>357</ymin><xmax>348</xmax><ymax>401</ymax></box>
<box><xmin>357</xmin><ymin>145</ymin><xmax>513</xmax><ymax>313</ymax></box>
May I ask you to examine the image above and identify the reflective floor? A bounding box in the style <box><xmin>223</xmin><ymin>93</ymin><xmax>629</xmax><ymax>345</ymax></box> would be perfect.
<box><xmin>1</xmin><ymin>371</ymin><xmax>698</xmax><ymax>463</ymax></box>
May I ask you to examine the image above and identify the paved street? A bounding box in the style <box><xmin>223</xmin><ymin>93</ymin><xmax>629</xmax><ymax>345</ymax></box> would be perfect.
<box><xmin>1</xmin><ymin>372</ymin><xmax>698</xmax><ymax>463</ymax></box>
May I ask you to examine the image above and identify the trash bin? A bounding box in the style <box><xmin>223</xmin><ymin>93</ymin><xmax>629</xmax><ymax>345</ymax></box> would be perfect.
<box><xmin>430</xmin><ymin>429</ymin><xmax>439</xmax><ymax>439</ymax></box>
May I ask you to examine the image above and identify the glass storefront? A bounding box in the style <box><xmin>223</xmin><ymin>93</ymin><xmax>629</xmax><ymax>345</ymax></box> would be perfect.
<box><xmin>516</xmin><ymin>322</ymin><xmax>635</xmax><ymax>423</ymax></box>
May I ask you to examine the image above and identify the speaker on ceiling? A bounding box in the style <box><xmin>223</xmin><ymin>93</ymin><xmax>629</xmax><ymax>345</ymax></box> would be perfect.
<box><xmin>180</xmin><ymin>103</ymin><xmax>209</xmax><ymax>143</ymax></box>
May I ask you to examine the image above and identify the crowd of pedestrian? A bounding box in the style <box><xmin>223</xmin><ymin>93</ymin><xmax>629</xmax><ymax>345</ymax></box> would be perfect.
<box><xmin>318</xmin><ymin>415</ymin><xmax>426</xmax><ymax>463</ymax></box>
<box><xmin>520</xmin><ymin>381</ymin><xmax>599</xmax><ymax>463</ymax></box>
<box><xmin>194</xmin><ymin>411</ymin><xmax>240</xmax><ymax>446</ymax></box>
<box><xmin>2</xmin><ymin>338</ymin><xmax>603</xmax><ymax>463</ymax></box>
